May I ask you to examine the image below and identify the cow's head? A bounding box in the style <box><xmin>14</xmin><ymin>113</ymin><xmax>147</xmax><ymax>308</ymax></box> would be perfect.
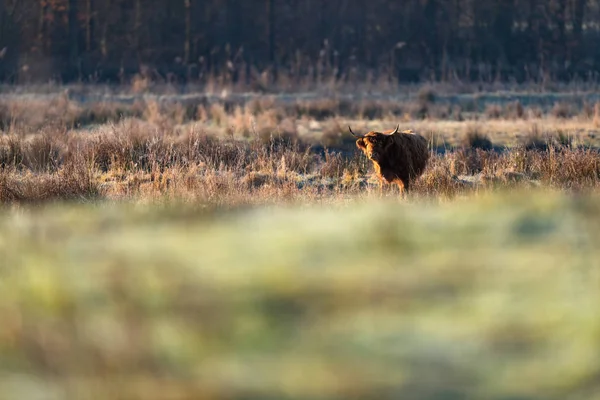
<box><xmin>349</xmin><ymin>125</ymin><xmax>399</xmax><ymax>162</ymax></box>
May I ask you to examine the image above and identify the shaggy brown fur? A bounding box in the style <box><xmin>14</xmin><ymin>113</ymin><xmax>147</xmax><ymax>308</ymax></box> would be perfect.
<box><xmin>350</xmin><ymin>125</ymin><xmax>430</xmax><ymax>195</ymax></box>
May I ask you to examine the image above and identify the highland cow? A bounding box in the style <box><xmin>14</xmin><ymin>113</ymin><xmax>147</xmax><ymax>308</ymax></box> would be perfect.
<box><xmin>350</xmin><ymin>125</ymin><xmax>429</xmax><ymax>195</ymax></box>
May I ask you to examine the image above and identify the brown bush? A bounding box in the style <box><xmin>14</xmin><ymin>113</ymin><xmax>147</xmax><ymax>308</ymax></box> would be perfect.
<box><xmin>485</xmin><ymin>104</ymin><xmax>503</xmax><ymax>119</ymax></box>
<box><xmin>551</xmin><ymin>102</ymin><xmax>573</xmax><ymax>119</ymax></box>
<box><xmin>462</xmin><ymin>127</ymin><xmax>493</xmax><ymax>150</ymax></box>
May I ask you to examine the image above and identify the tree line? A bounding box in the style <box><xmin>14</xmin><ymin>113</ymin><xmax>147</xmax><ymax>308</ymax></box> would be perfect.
<box><xmin>1</xmin><ymin>0</ymin><xmax>600</xmax><ymax>85</ymax></box>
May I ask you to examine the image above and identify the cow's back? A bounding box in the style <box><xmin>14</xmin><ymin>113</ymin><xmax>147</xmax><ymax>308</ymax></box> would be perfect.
<box><xmin>391</xmin><ymin>130</ymin><xmax>429</xmax><ymax>177</ymax></box>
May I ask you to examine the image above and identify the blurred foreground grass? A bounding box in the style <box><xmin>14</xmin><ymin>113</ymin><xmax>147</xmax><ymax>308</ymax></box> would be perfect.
<box><xmin>1</xmin><ymin>190</ymin><xmax>600</xmax><ymax>400</ymax></box>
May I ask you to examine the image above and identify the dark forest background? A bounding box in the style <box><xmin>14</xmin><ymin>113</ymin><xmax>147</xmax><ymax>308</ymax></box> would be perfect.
<box><xmin>1</xmin><ymin>0</ymin><xmax>600</xmax><ymax>85</ymax></box>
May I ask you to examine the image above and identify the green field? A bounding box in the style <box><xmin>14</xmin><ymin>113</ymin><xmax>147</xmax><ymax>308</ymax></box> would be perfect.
<box><xmin>2</xmin><ymin>189</ymin><xmax>600</xmax><ymax>400</ymax></box>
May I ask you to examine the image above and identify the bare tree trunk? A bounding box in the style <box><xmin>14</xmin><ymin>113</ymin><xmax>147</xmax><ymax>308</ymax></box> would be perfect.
<box><xmin>134</xmin><ymin>0</ymin><xmax>142</xmax><ymax>61</ymax></box>
<box><xmin>85</xmin><ymin>0</ymin><xmax>95</xmax><ymax>52</ymax></box>
<box><xmin>0</xmin><ymin>0</ymin><xmax>19</xmax><ymax>80</ymax></box>
<box><xmin>571</xmin><ymin>0</ymin><xmax>585</xmax><ymax>65</ymax></box>
<box><xmin>555</xmin><ymin>0</ymin><xmax>567</xmax><ymax>62</ymax></box>
<box><xmin>37</xmin><ymin>0</ymin><xmax>49</xmax><ymax>53</ymax></box>
<box><xmin>68</xmin><ymin>0</ymin><xmax>79</xmax><ymax>78</ymax></box>
<box><xmin>0</xmin><ymin>0</ymin><xmax>5</xmax><ymax>51</ymax></box>
<box><xmin>184</xmin><ymin>0</ymin><xmax>191</xmax><ymax>64</ymax></box>
<box><xmin>358</xmin><ymin>0</ymin><xmax>367</xmax><ymax>66</ymax></box>
<box><xmin>423</xmin><ymin>0</ymin><xmax>439</xmax><ymax>74</ymax></box>
<box><xmin>266</xmin><ymin>0</ymin><xmax>275</xmax><ymax>66</ymax></box>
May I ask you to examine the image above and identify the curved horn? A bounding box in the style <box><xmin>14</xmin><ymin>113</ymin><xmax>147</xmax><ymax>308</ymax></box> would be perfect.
<box><xmin>348</xmin><ymin>125</ymin><xmax>363</xmax><ymax>138</ymax></box>
<box><xmin>390</xmin><ymin>124</ymin><xmax>400</xmax><ymax>134</ymax></box>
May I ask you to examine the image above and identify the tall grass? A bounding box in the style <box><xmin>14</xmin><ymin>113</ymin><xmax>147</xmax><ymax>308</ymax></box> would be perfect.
<box><xmin>1</xmin><ymin>104</ymin><xmax>600</xmax><ymax>205</ymax></box>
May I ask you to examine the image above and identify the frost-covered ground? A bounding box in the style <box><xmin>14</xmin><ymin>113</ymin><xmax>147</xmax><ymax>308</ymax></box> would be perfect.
<box><xmin>4</xmin><ymin>83</ymin><xmax>600</xmax><ymax>110</ymax></box>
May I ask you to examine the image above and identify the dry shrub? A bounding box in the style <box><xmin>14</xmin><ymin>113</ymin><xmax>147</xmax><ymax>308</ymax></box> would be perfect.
<box><xmin>289</xmin><ymin>99</ymin><xmax>406</xmax><ymax>120</ymax></box>
<box><xmin>56</xmin><ymin>154</ymin><xmax>100</xmax><ymax>199</ymax></box>
<box><xmin>0</xmin><ymin>135</ymin><xmax>25</xmax><ymax>167</ymax></box>
<box><xmin>320</xmin><ymin>151</ymin><xmax>347</xmax><ymax>179</ymax></box>
<box><xmin>0</xmin><ymin>157</ymin><xmax>99</xmax><ymax>204</ymax></box>
<box><xmin>243</xmin><ymin>171</ymin><xmax>275</xmax><ymax>189</ymax></box>
<box><xmin>505</xmin><ymin>100</ymin><xmax>525</xmax><ymax>119</ymax></box>
<box><xmin>74</xmin><ymin>102</ymin><xmax>140</xmax><ymax>126</ymax></box>
<box><xmin>485</xmin><ymin>104</ymin><xmax>503</xmax><ymax>119</ymax></box>
<box><xmin>429</xmin><ymin>104</ymin><xmax>452</xmax><ymax>120</ymax></box>
<box><xmin>449</xmin><ymin>147</ymin><xmax>504</xmax><ymax>177</ymax></box>
<box><xmin>199</xmin><ymin>170</ymin><xmax>239</xmax><ymax>199</ymax></box>
<box><xmin>0</xmin><ymin>101</ymin><xmax>13</xmax><ymax>131</ymax></box>
<box><xmin>593</xmin><ymin>103</ymin><xmax>600</xmax><ymax>128</ymax></box>
<box><xmin>296</xmin><ymin>99</ymin><xmax>342</xmax><ymax>119</ymax></box>
<box><xmin>521</xmin><ymin>125</ymin><xmax>548</xmax><ymax>151</ymax></box>
<box><xmin>520</xmin><ymin>126</ymin><xmax>573</xmax><ymax>152</ymax></box>
<box><xmin>250</xmin><ymin>137</ymin><xmax>314</xmax><ymax>178</ymax></box>
<box><xmin>493</xmin><ymin>145</ymin><xmax>600</xmax><ymax>189</ymax></box>
<box><xmin>451</xmin><ymin>105</ymin><xmax>464</xmax><ymax>121</ymax></box>
<box><xmin>408</xmin><ymin>101</ymin><xmax>429</xmax><ymax>120</ymax></box>
<box><xmin>0</xmin><ymin>172</ymin><xmax>21</xmax><ymax>202</ymax></box>
<box><xmin>556</xmin><ymin>149</ymin><xmax>600</xmax><ymax>186</ymax></box>
<box><xmin>449</xmin><ymin>149</ymin><xmax>481</xmax><ymax>175</ymax></box>
<box><xmin>321</xmin><ymin>126</ymin><xmax>343</xmax><ymax>148</ymax></box>
<box><xmin>131</xmin><ymin>73</ymin><xmax>152</xmax><ymax>93</ymax></box>
<box><xmin>22</xmin><ymin>132</ymin><xmax>65</xmax><ymax>172</ymax></box>
<box><xmin>246</xmin><ymin>97</ymin><xmax>277</xmax><ymax>115</ymax></box>
<box><xmin>417</xmin><ymin>85</ymin><xmax>437</xmax><ymax>104</ymax></box>
<box><xmin>356</xmin><ymin>100</ymin><xmax>383</xmax><ymax>120</ymax></box>
<box><xmin>461</xmin><ymin>99</ymin><xmax>478</xmax><ymax>113</ymax></box>
<box><xmin>320</xmin><ymin>119</ymin><xmax>359</xmax><ymax>149</ymax></box>
<box><xmin>527</xmin><ymin>106</ymin><xmax>544</xmax><ymax>119</ymax></box>
<box><xmin>426</xmin><ymin>131</ymin><xmax>446</xmax><ymax>152</ymax></box>
<box><xmin>530</xmin><ymin>148</ymin><xmax>600</xmax><ymax>188</ymax></box>
<box><xmin>581</xmin><ymin>101</ymin><xmax>595</xmax><ymax>119</ymax></box>
<box><xmin>549</xmin><ymin>130</ymin><xmax>573</xmax><ymax>149</ymax></box>
<box><xmin>229</xmin><ymin>105</ymin><xmax>254</xmax><ymax>137</ymax></box>
<box><xmin>208</xmin><ymin>103</ymin><xmax>229</xmax><ymax>126</ymax></box>
<box><xmin>357</xmin><ymin>100</ymin><xmax>404</xmax><ymax>120</ymax></box>
<box><xmin>278</xmin><ymin>146</ymin><xmax>314</xmax><ymax>174</ymax></box>
<box><xmin>142</xmin><ymin>100</ymin><xmax>187</xmax><ymax>130</ymax></box>
<box><xmin>505</xmin><ymin>146</ymin><xmax>534</xmax><ymax>175</ymax></box>
<box><xmin>81</xmin><ymin>121</ymin><xmax>170</xmax><ymax>172</ymax></box>
<box><xmin>551</xmin><ymin>102</ymin><xmax>573</xmax><ymax>119</ymax></box>
<box><xmin>85</xmin><ymin>133</ymin><xmax>126</xmax><ymax>172</ymax></box>
<box><xmin>0</xmin><ymin>95</ymin><xmax>125</xmax><ymax>130</ymax></box>
<box><xmin>415</xmin><ymin>156</ymin><xmax>468</xmax><ymax>198</ymax></box>
<box><xmin>236</xmin><ymin>107</ymin><xmax>288</xmax><ymax>139</ymax></box>
<box><xmin>462</xmin><ymin>126</ymin><xmax>493</xmax><ymax>150</ymax></box>
<box><xmin>256</xmin><ymin>124</ymin><xmax>301</xmax><ymax>150</ymax></box>
<box><xmin>186</xmin><ymin>133</ymin><xmax>251</xmax><ymax>170</ymax></box>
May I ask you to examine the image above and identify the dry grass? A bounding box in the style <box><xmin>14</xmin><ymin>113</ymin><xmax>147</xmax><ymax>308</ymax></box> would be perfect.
<box><xmin>1</xmin><ymin>90</ymin><xmax>600</xmax><ymax>205</ymax></box>
<box><xmin>0</xmin><ymin>120</ymin><xmax>599</xmax><ymax>205</ymax></box>
<box><xmin>4</xmin><ymin>85</ymin><xmax>600</xmax><ymax>130</ymax></box>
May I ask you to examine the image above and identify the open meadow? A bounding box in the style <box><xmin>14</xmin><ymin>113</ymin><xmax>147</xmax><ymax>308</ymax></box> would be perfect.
<box><xmin>2</xmin><ymin>83</ymin><xmax>600</xmax><ymax>399</ymax></box>
<box><xmin>3</xmin><ymin>83</ymin><xmax>600</xmax><ymax>204</ymax></box>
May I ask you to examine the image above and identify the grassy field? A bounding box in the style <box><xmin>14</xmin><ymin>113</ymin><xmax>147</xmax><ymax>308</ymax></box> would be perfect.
<box><xmin>2</xmin><ymin>85</ymin><xmax>600</xmax><ymax>399</ymax></box>
<box><xmin>1</xmin><ymin>190</ymin><xmax>600</xmax><ymax>399</ymax></box>
<box><xmin>3</xmin><ymin>86</ymin><xmax>600</xmax><ymax>204</ymax></box>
